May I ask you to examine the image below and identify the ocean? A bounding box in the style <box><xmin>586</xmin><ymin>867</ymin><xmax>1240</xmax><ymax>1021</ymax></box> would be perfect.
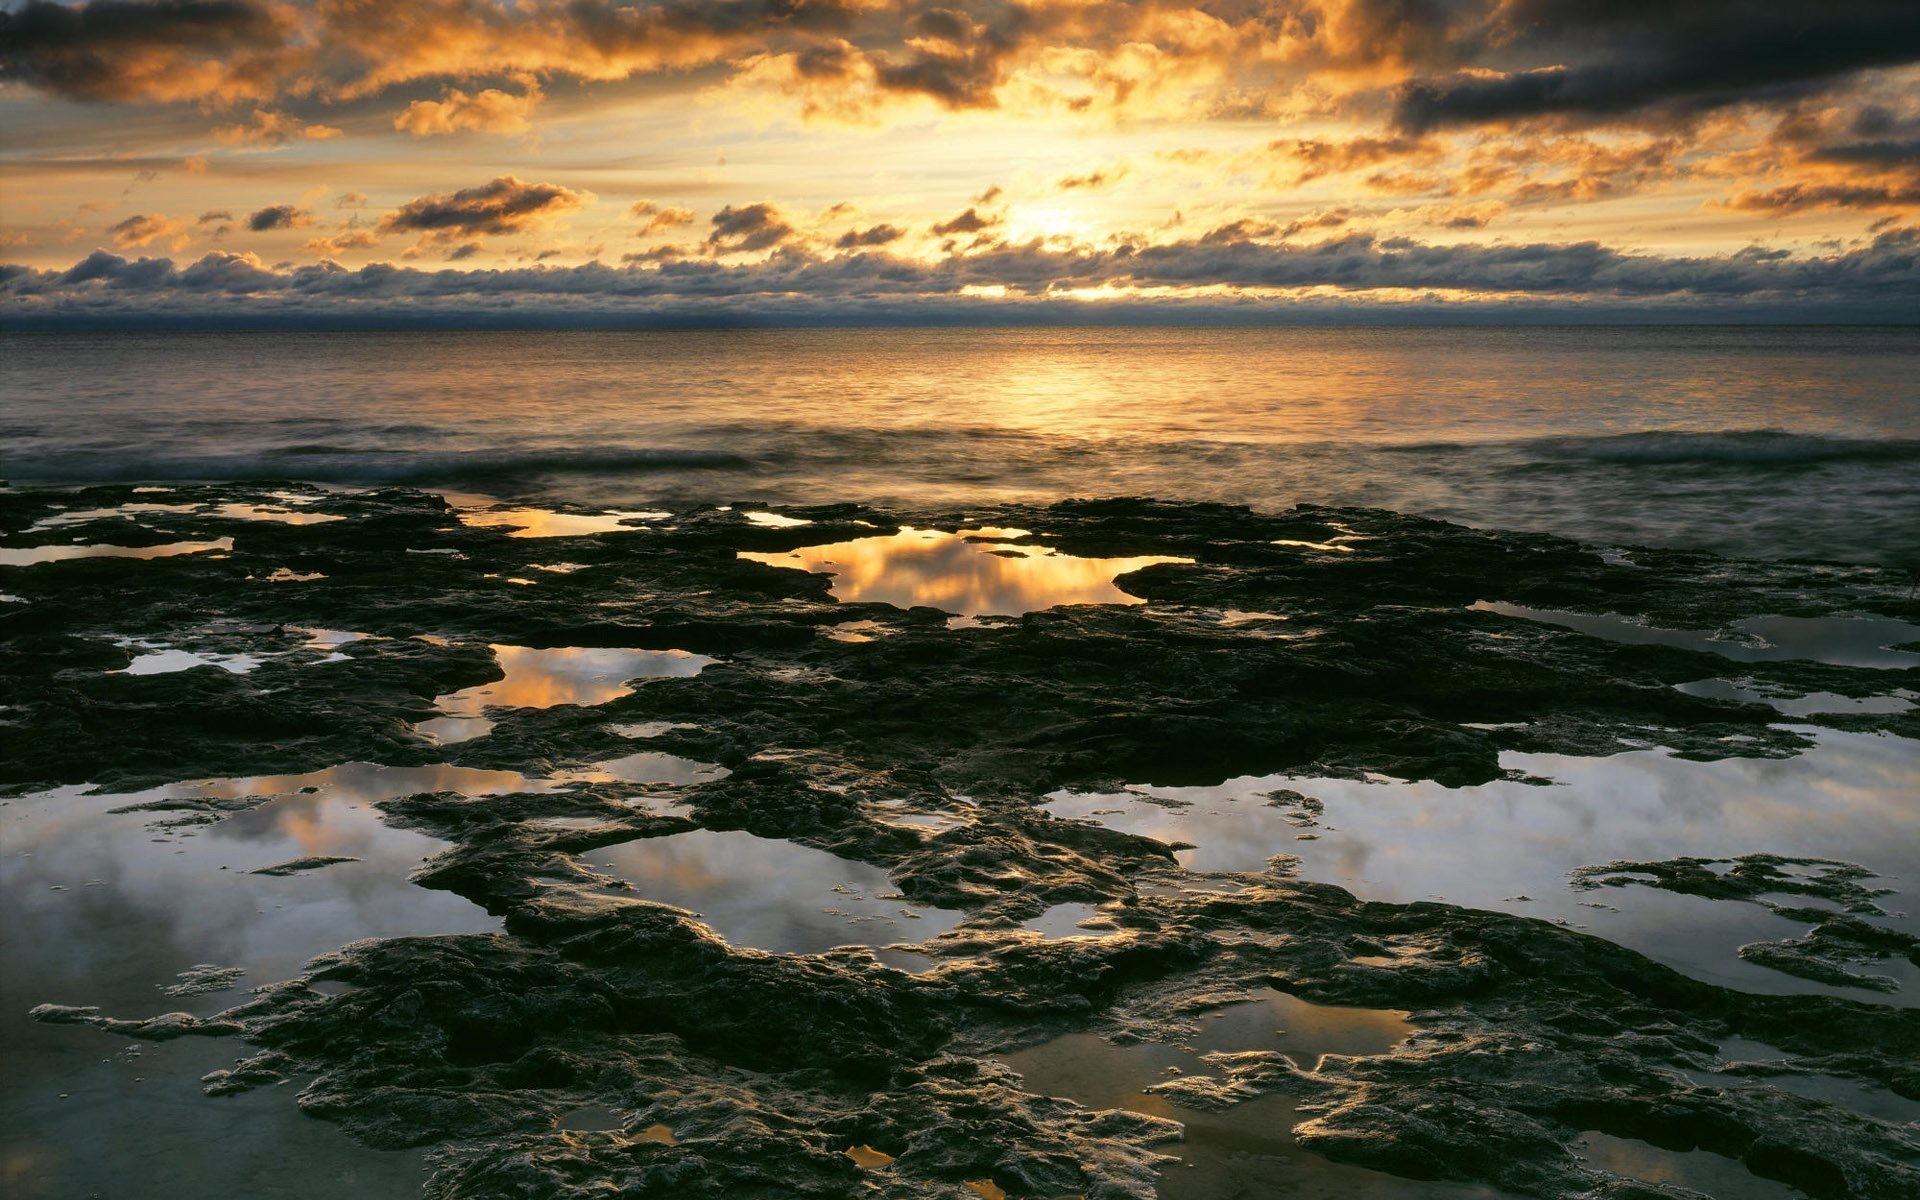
<box><xmin>4</xmin><ymin>325</ymin><xmax>1917</xmax><ymax>562</ymax></box>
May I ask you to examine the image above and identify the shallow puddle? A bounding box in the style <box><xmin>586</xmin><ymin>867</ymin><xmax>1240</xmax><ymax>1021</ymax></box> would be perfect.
<box><xmin>555</xmin><ymin>751</ymin><xmax>729</xmax><ymax>787</ymax></box>
<box><xmin>592</xmin><ymin>829</ymin><xmax>964</xmax><ymax>954</ymax></box>
<box><xmin>1696</xmin><ymin>1037</ymin><xmax>1920</xmax><ymax>1125</ymax></box>
<box><xmin>0</xmin><ymin>1032</ymin><xmax>426</xmax><ymax>1200</ymax></box>
<box><xmin>1047</xmin><ymin>729</ymin><xmax>1920</xmax><ymax>1003</ymax></box>
<box><xmin>0</xmin><ymin>538</ymin><xmax>234</xmax><ymax>567</ymax></box>
<box><xmin>114</xmin><ymin>641</ymin><xmax>265</xmax><ymax>676</ymax></box>
<box><xmin>452</xmin><ymin>501</ymin><xmax>668</xmax><ymax>538</ymax></box>
<box><xmin>203</xmin><ymin>502</ymin><xmax>345</xmax><ymax>525</ymax></box>
<box><xmin>999</xmin><ymin>991</ymin><xmax>1500</xmax><ymax>1200</ymax></box>
<box><xmin>739</xmin><ymin>526</ymin><xmax>1189</xmax><ymax>616</ymax></box>
<box><xmin>1574</xmin><ymin>1132</ymin><xmax>1807</xmax><ymax>1199</ymax></box>
<box><xmin>419</xmin><ymin>645</ymin><xmax>714</xmax><ymax>744</ymax></box>
<box><xmin>1</xmin><ymin>765</ymin><xmax>510</xmax><ymax>1199</ymax></box>
<box><xmin>6</xmin><ymin>772</ymin><xmax>509</xmax><ymax>1014</ymax></box>
<box><xmin>1475</xmin><ymin>601</ymin><xmax>1920</xmax><ymax>669</ymax></box>
<box><xmin>1674</xmin><ymin>677</ymin><xmax>1914</xmax><ymax>716</ymax></box>
<box><xmin>1023</xmin><ymin>902</ymin><xmax>1109</xmax><ymax>937</ymax></box>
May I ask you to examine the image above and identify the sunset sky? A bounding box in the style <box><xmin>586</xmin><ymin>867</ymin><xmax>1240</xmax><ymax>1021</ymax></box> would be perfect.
<box><xmin>3</xmin><ymin>0</ymin><xmax>1917</xmax><ymax>324</ymax></box>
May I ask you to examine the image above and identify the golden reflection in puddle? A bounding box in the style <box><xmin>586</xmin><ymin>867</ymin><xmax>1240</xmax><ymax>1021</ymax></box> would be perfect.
<box><xmin>739</xmin><ymin>527</ymin><xmax>1189</xmax><ymax>617</ymax></box>
<box><xmin>204</xmin><ymin>503</ymin><xmax>345</xmax><ymax>525</ymax></box>
<box><xmin>963</xmin><ymin>1180</ymin><xmax>1006</xmax><ymax>1199</ymax></box>
<box><xmin>454</xmin><ymin>503</ymin><xmax>668</xmax><ymax>538</ymax></box>
<box><xmin>636</xmin><ymin>1124</ymin><xmax>676</xmax><ymax>1145</ymax></box>
<box><xmin>0</xmin><ymin>537</ymin><xmax>234</xmax><ymax>567</ymax></box>
<box><xmin>844</xmin><ymin>1144</ymin><xmax>895</xmax><ymax>1168</ymax></box>
<box><xmin>422</xmin><ymin>645</ymin><xmax>714</xmax><ymax>745</ymax></box>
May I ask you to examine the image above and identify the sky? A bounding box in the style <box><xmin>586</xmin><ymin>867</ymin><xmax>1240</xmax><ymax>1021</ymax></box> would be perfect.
<box><xmin>2</xmin><ymin>0</ymin><xmax>1918</xmax><ymax>325</ymax></box>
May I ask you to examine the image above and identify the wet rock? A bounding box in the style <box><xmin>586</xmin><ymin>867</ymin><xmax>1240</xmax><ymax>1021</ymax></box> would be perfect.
<box><xmin>251</xmin><ymin>855</ymin><xmax>362</xmax><ymax>876</ymax></box>
<box><xmin>9</xmin><ymin>486</ymin><xmax>1920</xmax><ymax>1199</ymax></box>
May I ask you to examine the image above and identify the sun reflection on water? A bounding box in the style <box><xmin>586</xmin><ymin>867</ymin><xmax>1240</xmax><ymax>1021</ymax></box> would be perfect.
<box><xmin>740</xmin><ymin>526</ymin><xmax>1189</xmax><ymax>616</ymax></box>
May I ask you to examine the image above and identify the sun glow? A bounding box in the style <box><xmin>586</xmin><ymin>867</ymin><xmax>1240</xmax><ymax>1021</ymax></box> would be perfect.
<box><xmin>1006</xmin><ymin>203</ymin><xmax>1092</xmax><ymax>242</ymax></box>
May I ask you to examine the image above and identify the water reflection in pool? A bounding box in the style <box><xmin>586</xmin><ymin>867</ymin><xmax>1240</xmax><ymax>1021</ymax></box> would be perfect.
<box><xmin>1474</xmin><ymin>602</ymin><xmax>1920</xmax><ymax>670</ymax></box>
<box><xmin>419</xmin><ymin>644</ymin><xmax>715</xmax><ymax>744</ymax></box>
<box><xmin>1046</xmin><ymin>729</ymin><xmax>1920</xmax><ymax>1002</ymax></box>
<box><xmin>739</xmin><ymin>526</ymin><xmax>1189</xmax><ymax>616</ymax></box>
<box><xmin>593</xmin><ymin>828</ymin><xmax>964</xmax><ymax>955</ymax></box>
<box><xmin>0</xmin><ymin>538</ymin><xmax>234</xmax><ymax>567</ymax></box>
<box><xmin>452</xmin><ymin>501</ymin><xmax>669</xmax><ymax>538</ymax></box>
<box><xmin>2</xmin><ymin>766</ymin><xmax>506</xmax><ymax>1200</ymax></box>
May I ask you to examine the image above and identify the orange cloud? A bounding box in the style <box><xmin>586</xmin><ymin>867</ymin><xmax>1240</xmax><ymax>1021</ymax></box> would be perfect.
<box><xmin>628</xmin><ymin>201</ymin><xmax>695</xmax><ymax>237</ymax></box>
<box><xmin>379</xmin><ymin>176</ymin><xmax>594</xmax><ymax>242</ymax></box>
<box><xmin>394</xmin><ymin>79</ymin><xmax>543</xmax><ymax>138</ymax></box>
<box><xmin>107</xmin><ymin>213</ymin><xmax>188</xmax><ymax>250</ymax></box>
<box><xmin>212</xmin><ymin>108</ymin><xmax>345</xmax><ymax>148</ymax></box>
<box><xmin>302</xmin><ymin>229</ymin><xmax>381</xmax><ymax>256</ymax></box>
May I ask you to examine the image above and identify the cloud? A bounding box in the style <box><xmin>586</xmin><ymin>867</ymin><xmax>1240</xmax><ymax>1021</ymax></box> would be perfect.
<box><xmin>212</xmin><ymin>108</ymin><xmax>345</xmax><ymax>148</ymax></box>
<box><xmin>378</xmin><ymin>176</ymin><xmax>593</xmax><ymax>241</ymax></box>
<box><xmin>835</xmin><ymin>223</ymin><xmax>903</xmax><ymax>248</ymax></box>
<box><xmin>1057</xmin><ymin>167</ymin><xmax>1125</xmax><ymax>190</ymax></box>
<box><xmin>1268</xmin><ymin>136</ymin><xmax>1437</xmax><ymax>185</ymax></box>
<box><xmin>196</xmin><ymin>209</ymin><xmax>231</xmax><ymax>223</ymax></box>
<box><xmin>706</xmin><ymin>202</ymin><xmax>798</xmax><ymax>253</ymax></box>
<box><xmin>0</xmin><ymin>0</ymin><xmax>296</xmax><ymax>104</ymax></box>
<box><xmin>106</xmin><ymin>212</ymin><xmax>186</xmax><ymax>249</ymax></box>
<box><xmin>301</xmin><ymin>229</ymin><xmax>381</xmax><ymax>256</ymax></box>
<box><xmin>394</xmin><ymin>78</ymin><xmax>542</xmax><ymax>138</ymax></box>
<box><xmin>13</xmin><ymin>227</ymin><xmax>1917</xmax><ymax>328</ymax></box>
<box><xmin>246</xmin><ymin>204</ymin><xmax>311</xmax><ymax>232</ymax></box>
<box><xmin>1392</xmin><ymin>3</ymin><xmax>1920</xmax><ymax>132</ymax></box>
<box><xmin>1722</xmin><ymin>183</ymin><xmax>1920</xmax><ymax>213</ymax></box>
<box><xmin>931</xmin><ymin>206</ymin><xmax>997</xmax><ymax>236</ymax></box>
<box><xmin>628</xmin><ymin>200</ymin><xmax>696</xmax><ymax>236</ymax></box>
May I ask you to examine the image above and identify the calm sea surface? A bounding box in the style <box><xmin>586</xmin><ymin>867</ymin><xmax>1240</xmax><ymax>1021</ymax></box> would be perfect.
<box><xmin>3</xmin><ymin>326</ymin><xmax>1916</xmax><ymax>561</ymax></box>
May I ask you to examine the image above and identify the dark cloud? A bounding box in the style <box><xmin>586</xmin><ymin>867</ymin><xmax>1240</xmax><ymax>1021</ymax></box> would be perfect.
<box><xmin>11</xmin><ymin>227</ymin><xmax>1916</xmax><ymax>326</ymax></box>
<box><xmin>931</xmin><ymin>206</ymin><xmax>996</xmax><ymax>236</ymax></box>
<box><xmin>1394</xmin><ymin>3</ymin><xmax>1920</xmax><ymax>132</ymax></box>
<box><xmin>835</xmin><ymin>224</ymin><xmax>904</xmax><ymax>248</ymax></box>
<box><xmin>379</xmin><ymin>176</ymin><xmax>592</xmax><ymax>240</ymax></box>
<box><xmin>105</xmin><ymin>212</ymin><xmax>184</xmax><ymax>248</ymax></box>
<box><xmin>246</xmin><ymin>204</ymin><xmax>309</xmax><ymax>232</ymax></box>
<box><xmin>1723</xmin><ymin>183</ymin><xmax>1920</xmax><ymax>214</ymax></box>
<box><xmin>0</xmin><ymin>0</ymin><xmax>292</xmax><ymax>103</ymax></box>
<box><xmin>706</xmin><ymin>203</ymin><xmax>798</xmax><ymax>253</ymax></box>
<box><xmin>1805</xmin><ymin>140</ymin><xmax>1920</xmax><ymax>170</ymax></box>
